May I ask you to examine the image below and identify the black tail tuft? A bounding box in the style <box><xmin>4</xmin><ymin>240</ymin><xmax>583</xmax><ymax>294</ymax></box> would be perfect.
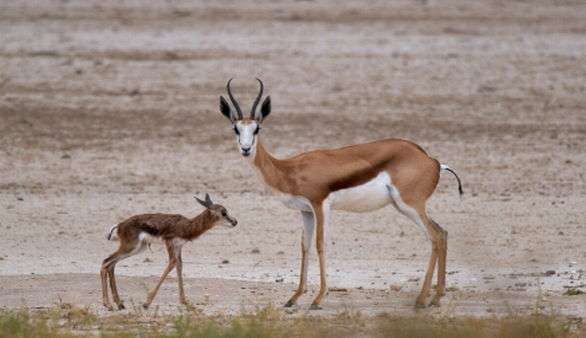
<box><xmin>440</xmin><ymin>164</ymin><xmax>463</xmax><ymax>196</ymax></box>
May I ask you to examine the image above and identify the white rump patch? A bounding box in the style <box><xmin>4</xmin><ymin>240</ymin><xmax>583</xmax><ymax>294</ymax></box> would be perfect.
<box><xmin>440</xmin><ymin>164</ymin><xmax>450</xmax><ymax>171</ymax></box>
<box><xmin>328</xmin><ymin>171</ymin><xmax>393</xmax><ymax>212</ymax></box>
<box><xmin>386</xmin><ymin>184</ymin><xmax>428</xmax><ymax>239</ymax></box>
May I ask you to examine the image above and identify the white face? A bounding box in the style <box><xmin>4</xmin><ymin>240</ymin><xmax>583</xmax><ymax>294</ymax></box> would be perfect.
<box><xmin>233</xmin><ymin>120</ymin><xmax>260</xmax><ymax>157</ymax></box>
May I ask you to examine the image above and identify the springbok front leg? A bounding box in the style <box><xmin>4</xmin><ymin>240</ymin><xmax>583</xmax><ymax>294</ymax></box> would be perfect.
<box><xmin>143</xmin><ymin>241</ymin><xmax>177</xmax><ymax>309</ymax></box>
<box><xmin>310</xmin><ymin>202</ymin><xmax>329</xmax><ymax>310</ymax></box>
<box><xmin>285</xmin><ymin>210</ymin><xmax>315</xmax><ymax>307</ymax></box>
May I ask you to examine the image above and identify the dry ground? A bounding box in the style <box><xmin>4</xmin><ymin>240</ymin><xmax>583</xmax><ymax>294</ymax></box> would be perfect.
<box><xmin>0</xmin><ymin>0</ymin><xmax>585</xmax><ymax>319</ymax></box>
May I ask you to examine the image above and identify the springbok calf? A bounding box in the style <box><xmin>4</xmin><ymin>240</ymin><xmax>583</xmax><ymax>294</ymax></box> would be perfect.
<box><xmin>218</xmin><ymin>79</ymin><xmax>463</xmax><ymax>309</ymax></box>
<box><xmin>100</xmin><ymin>194</ymin><xmax>238</xmax><ymax>310</ymax></box>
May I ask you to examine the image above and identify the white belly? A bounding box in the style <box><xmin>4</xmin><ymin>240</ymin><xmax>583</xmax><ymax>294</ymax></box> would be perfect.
<box><xmin>328</xmin><ymin>171</ymin><xmax>393</xmax><ymax>213</ymax></box>
<box><xmin>271</xmin><ymin>172</ymin><xmax>393</xmax><ymax>213</ymax></box>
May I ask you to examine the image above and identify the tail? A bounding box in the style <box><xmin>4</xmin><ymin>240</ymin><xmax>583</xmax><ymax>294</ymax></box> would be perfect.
<box><xmin>440</xmin><ymin>164</ymin><xmax>463</xmax><ymax>196</ymax></box>
<box><xmin>105</xmin><ymin>225</ymin><xmax>119</xmax><ymax>241</ymax></box>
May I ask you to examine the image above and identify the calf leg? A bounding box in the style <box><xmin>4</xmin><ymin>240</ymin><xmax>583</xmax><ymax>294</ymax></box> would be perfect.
<box><xmin>143</xmin><ymin>241</ymin><xmax>177</xmax><ymax>309</ymax></box>
<box><xmin>101</xmin><ymin>246</ymin><xmax>136</xmax><ymax>310</ymax></box>
<box><xmin>175</xmin><ymin>248</ymin><xmax>188</xmax><ymax>305</ymax></box>
<box><xmin>100</xmin><ymin>252</ymin><xmax>118</xmax><ymax>310</ymax></box>
<box><xmin>110</xmin><ymin>241</ymin><xmax>146</xmax><ymax>309</ymax></box>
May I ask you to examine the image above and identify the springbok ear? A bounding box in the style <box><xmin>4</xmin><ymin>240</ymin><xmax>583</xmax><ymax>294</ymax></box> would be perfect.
<box><xmin>205</xmin><ymin>193</ymin><xmax>213</xmax><ymax>207</ymax></box>
<box><xmin>194</xmin><ymin>195</ymin><xmax>208</xmax><ymax>208</ymax></box>
<box><xmin>219</xmin><ymin>96</ymin><xmax>233</xmax><ymax>121</ymax></box>
<box><xmin>260</xmin><ymin>96</ymin><xmax>271</xmax><ymax>121</ymax></box>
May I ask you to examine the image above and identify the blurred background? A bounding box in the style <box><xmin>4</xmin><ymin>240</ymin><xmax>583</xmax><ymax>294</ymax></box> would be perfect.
<box><xmin>0</xmin><ymin>0</ymin><xmax>584</xmax><ymax>316</ymax></box>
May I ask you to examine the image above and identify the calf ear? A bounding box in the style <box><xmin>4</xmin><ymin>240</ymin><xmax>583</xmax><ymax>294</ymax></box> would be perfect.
<box><xmin>260</xmin><ymin>96</ymin><xmax>271</xmax><ymax>121</ymax></box>
<box><xmin>220</xmin><ymin>96</ymin><xmax>233</xmax><ymax>121</ymax></box>
<box><xmin>205</xmin><ymin>193</ymin><xmax>213</xmax><ymax>207</ymax></box>
<box><xmin>194</xmin><ymin>195</ymin><xmax>208</xmax><ymax>208</ymax></box>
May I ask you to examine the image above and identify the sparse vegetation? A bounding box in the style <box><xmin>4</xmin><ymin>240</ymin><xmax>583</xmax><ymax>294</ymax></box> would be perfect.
<box><xmin>563</xmin><ymin>288</ymin><xmax>584</xmax><ymax>296</ymax></box>
<box><xmin>0</xmin><ymin>304</ymin><xmax>584</xmax><ymax>338</ymax></box>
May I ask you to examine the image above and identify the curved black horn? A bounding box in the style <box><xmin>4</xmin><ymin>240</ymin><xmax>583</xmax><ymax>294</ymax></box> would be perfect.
<box><xmin>250</xmin><ymin>78</ymin><xmax>264</xmax><ymax>119</ymax></box>
<box><xmin>226</xmin><ymin>78</ymin><xmax>243</xmax><ymax>119</ymax></box>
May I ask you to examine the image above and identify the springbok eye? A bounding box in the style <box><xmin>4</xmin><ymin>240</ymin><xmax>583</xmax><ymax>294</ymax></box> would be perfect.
<box><xmin>253</xmin><ymin>125</ymin><xmax>260</xmax><ymax>135</ymax></box>
<box><xmin>233</xmin><ymin>126</ymin><xmax>240</xmax><ymax>135</ymax></box>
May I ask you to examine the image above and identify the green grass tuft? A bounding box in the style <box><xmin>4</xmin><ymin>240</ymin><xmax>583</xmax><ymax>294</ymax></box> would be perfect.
<box><xmin>0</xmin><ymin>303</ymin><xmax>584</xmax><ymax>338</ymax></box>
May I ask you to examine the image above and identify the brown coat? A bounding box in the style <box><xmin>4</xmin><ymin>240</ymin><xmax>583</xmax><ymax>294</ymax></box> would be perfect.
<box><xmin>254</xmin><ymin>137</ymin><xmax>440</xmax><ymax>207</ymax></box>
<box><xmin>115</xmin><ymin>210</ymin><xmax>220</xmax><ymax>243</ymax></box>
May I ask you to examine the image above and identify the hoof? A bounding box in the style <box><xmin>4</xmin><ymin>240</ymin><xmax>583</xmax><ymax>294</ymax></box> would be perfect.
<box><xmin>182</xmin><ymin>300</ymin><xmax>195</xmax><ymax>310</ymax></box>
<box><xmin>429</xmin><ymin>298</ymin><xmax>441</xmax><ymax>307</ymax></box>
<box><xmin>414</xmin><ymin>301</ymin><xmax>426</xmax><ymax>309</ymax></box>
<box><xmin>284</xmin><ymin>300</ymin><xmax>296</xmax><ymax>308</ymax></box>
<box><xmin>104</xmin><ymin>304</ymin><xmax>114</xmax><ymax>311</ymax></box>
<box><xmin>117</xmin><ymin>303</ymin><xmax>125</xmax><ymax>310</ymax></box>
<box><xmin>309</xmin><ymin>304</ymin><xmax>322</xmax><ymax>310</ymax></box>
<box><xmin>142</xmin><ymin>303</ymin><xmax>150</xmax><ymax>310</ymax></box>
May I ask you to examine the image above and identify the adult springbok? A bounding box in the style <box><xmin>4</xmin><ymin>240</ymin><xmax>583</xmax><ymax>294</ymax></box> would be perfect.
<box><xmin>100</xmin><ymin>194</ymin><xmax>238</xmax><ymax>310</ymax></box>
<box><xmin>218</xmin><ymin>79</ymin><xmax>463</xmax><ymax>309</ymax></box>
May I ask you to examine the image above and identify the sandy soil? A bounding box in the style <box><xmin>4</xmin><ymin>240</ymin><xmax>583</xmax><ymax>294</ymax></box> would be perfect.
<box><xmin>0</xmin><ymin>0</ymin><xmax>585</xmax><ymax>317</ymax></box>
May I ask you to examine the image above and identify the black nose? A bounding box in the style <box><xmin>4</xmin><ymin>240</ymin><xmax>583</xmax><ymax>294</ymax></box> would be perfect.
<box><xmin>241</xmin><ymin>147</ymin><xmax>251</xmax><ymax>156</ymax></box>
<box><xmin>233</xmin><ymin>220</ymin><xmax>238</xmax><ymax>226</ymax></box>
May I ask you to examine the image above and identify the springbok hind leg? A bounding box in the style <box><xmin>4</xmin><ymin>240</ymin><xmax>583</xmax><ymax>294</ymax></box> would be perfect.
<box><xmin>387</xmin><ymin>185</ymin><xmax>444</xmax><ymax>307</ymax></box>
<box><xmin>416</xmin><ymin>236</ymin><xmax>438</xmax><ymax>307</ymax></box>
<box><xmin>430</xmin><ymin>219</ymin><xmax>448</xmax><ymax>306</ymax></box>
<box><xmin>415</xmin><ymin>212</ymin><xmax>448</xmax><ymax>307</ymax></box>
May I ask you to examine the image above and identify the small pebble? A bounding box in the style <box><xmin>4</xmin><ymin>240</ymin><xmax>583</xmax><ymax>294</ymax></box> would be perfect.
<box><xmin>389</xmin><ymin>284</ymin><xmax>402</xmax><ymax>292</ymax></box>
